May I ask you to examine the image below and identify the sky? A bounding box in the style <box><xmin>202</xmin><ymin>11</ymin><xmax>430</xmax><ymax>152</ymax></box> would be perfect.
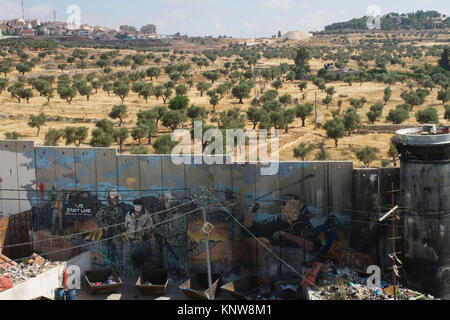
<box><xmin>0</xmin><ymin>0</ymin><xmax>449</xmax><ymax>38</ymax></box>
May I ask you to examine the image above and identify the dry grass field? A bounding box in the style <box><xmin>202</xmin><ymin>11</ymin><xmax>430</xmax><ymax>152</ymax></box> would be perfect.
<box><xmin>0</xmin><ymin>33</ymin><xmax>448</xmax><ymax>167</ymax></box>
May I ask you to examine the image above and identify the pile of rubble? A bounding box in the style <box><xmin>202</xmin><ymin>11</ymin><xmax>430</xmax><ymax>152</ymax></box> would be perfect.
<box><xmin>0</xmin><ymin>253</ymin><xmax>60</xmax><ymax>287</ymax></box>
<box><xmin>310</xmin><ymin>262</ymin><xmax>436</xmax><ymax>300</ymax></box>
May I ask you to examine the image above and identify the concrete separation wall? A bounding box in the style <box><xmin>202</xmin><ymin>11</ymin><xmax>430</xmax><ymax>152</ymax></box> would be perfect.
<box><xmin>0</xmin><ymin>141</ymin><xmax>36</xmax><ymax>218</ymax></box>
<box><xmin>0</xmin><ymin>140</ymin><xmax>400</xmax><ymax>282</ymax></box>
<box><xmin>351</xmin><ymin>167</ymin><xmax>400</xmax><ymax>271</ymax></box>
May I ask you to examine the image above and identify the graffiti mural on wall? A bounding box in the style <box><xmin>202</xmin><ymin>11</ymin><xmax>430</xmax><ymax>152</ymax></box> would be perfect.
<box><xmin>31</xmin><ymin>186</ymin><xmax>197</xmax><ymax>277</ymax></box>
<box><xmin>29</xmin><ymin>188</ymin><xmax>352</xmax><ymax>280</ymax></box>
<box><xmin>1</xmin><ymin>143</ymin><xmax>362</xmax><ymax>280</ymax></box>
<box><xmin>222</xmin><ymin>191</ymin><xmax>351</xmax><ymax>278</ymax></box>
<box><xmin>244</xmin><ymin>194</ymin><xmax>321</xmax><ymax>251</ymax></box>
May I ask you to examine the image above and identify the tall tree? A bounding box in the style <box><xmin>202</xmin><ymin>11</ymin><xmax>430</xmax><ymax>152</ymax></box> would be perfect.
<box><xmin>388</xmin><ymin>143</ymin><xmax>399</xmax><ymax>167</ymax></box>
<box><xmin>279</xmin><ymin>94</ymin><xmax>292</xmax><ymax>108</ymax></box>
<box><xmin>343</xmin><ymin>107</ymin><xmax>362</xmax><ymax>136</ymax></box>
<box><xmin>18</xmin><ymin>88</ymin><xmax>33</xmax><ymax>103</ymax></box>
<box><xmin>387</xmin><ymin>106</ymin><xmax>410</xmax><ymax>124</ymax></box>
<box><xmin>232</xmin><ymin>83</ymin><xmax>251</xmax><ymax>104</ymax></box>
<box><xmin>140</xmin><ymin>84</ymin><xmax>155</xmax><ymax>103</ymax></box>
<box><xmin>146</xmin><ymin>67</ymin><xmax>161</xmax><ymax>80</ymax></box>
<box><xmin>153</xmin><ymin>134</ymin><xmax>179</xmax><ymax>154</ymax></box>
<box><xmin>42</xmin><ymin>84</ymin><xmax>55</xmax><ymax>102</ymax></box>
<box><xmin>112</xmin><ymin>128</ymin><xmax>129</xmax><ymax>153</ymax></box>
<box><xmin>246</xmin><ymin>106</ymin><xmax>266</xmax><ymax>129</ymax></box>
<box><xmin>63</xmin><ymin>126</ymin><xmax>88</xmax><ymax>147</ymax></box>
<box><xmin>324</xmin><ymin>118</ymin><xmax>345</xmax><ymax>147</ymax></box>
<box><xmin>438</xmin><ymin>46</ymin><xmax>450</xmax><ymax>71</ymax></box>
<box><xmin>367</xmin><ymin>103</ymin><xmax>384</xmax><ymax>124</ymax></box>
<box><xmin>196</xmin><ymin>81</ymin><xmax>211</xmax><ymax>97</ymax></box>
<box><xmin>0</xmin><ymin>78</ymin><xmax>9</xmax><ymax>94</ymax></box>
<box><xmin>292</xmin><ymin>47</ymin><xmax>310</xmax><ymax>80</ymax></box>
<box><xmin>162</xmin><ymin>88</ymin><xmax>173</xmax><ymax>104</ymax></box>
<box><xmin>295</xmin><ymin>103</ymin><xmax>314</xmax><ymax>127</ymax></box>
<box><xmin>416</xmin><ymin>107</ymin><xmax>439</xmax><ymax>124</ymax></box>
<box><xmin>109</xmin><ymin>104</ymin><xmax>128</xmax><ymax>127</ymax></box>
<box><xmin>58</xmin><ymin>86</ymin><xmax>77</xmax><ymax>104</ymax></box>
<box><xmin>356</xmin><ymin>146</ymin><xmax>377</xmax><ymax>168</ymax></box>
<box><xmin>293</xmin><ymin>142</ymin><xmax>316</xmax><ymax>161</ymax></box>
<box><xmin>169</xmin><ymin>95</ymin><xmax>190</xmax><ymax>112</ymax></box>
<box><xmin>162</xmin><ymin>110</ymin><xmax>185</xmax><ymax>132</ymax></box>
<box><xmin>383</xmin><ymin>87</ymin><xmax>392</xmax><ymax>105</ymax></box>
<box><xmin>44</xmin><ymin>129</ymin><xmax>64</xmax><ymax>146</ymax></box>
<box><xmin>78</xmin><ymin>83</ymin><xmax>93</xmax><ymax>101</ymax></box>
<box><xmin>298</xmin><ymin>81</ymin><xmax>308</xmax><ymax>92</ymax></box>
<box><xmin>113</xmin><ymin>82</ymin><xmax>130</xmax><ymax>102</ymax></box>
<box><xmin>28</xmin><ymin>112</ymin><xmax>47</xmax><ymax>137</ymax></box>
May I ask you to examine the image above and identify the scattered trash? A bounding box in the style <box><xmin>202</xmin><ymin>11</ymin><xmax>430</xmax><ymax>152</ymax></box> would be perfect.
<box><xmin>301</xmin><ymin>262</ymin><xmax>322</xmax><ymax>286</ymax></box>
<box><xmin>0</xmin><ymin>253</ymin><xmax>58</xmax><ymax>287</ymax></box>
<box><xmin>0</xmin><ymin>254</ymin><xmax>18</xmax><ymax>269</ymax></box>
<box><xmin>383</xmin><ymin>285</ymin><xmax>399</xmax><ymax>296</ymax></box>
<box><xmin>309</xmin><ymin>261</ymin><xmax>437</xmax><ymax>300</ymax></box>
<box><xmin>85</xmin><ymin>269</ymin><xmax>123</xmax><ymax>295</ymax></box>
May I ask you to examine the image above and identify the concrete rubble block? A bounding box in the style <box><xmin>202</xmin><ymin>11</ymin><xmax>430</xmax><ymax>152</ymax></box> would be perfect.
<box><xmin>0</xmin><ymin>254</ymin><xmax>18</xmax><ymax>269</ymax></box>
<box><xmin>0</xmin><ymin>274</ymin><xmax>14</xmax><ymax>292</ymax></box>
<box><xmin>32</xmin><ymin>255</ymin><xmax>46</xmax><ymax>268</ymax></box>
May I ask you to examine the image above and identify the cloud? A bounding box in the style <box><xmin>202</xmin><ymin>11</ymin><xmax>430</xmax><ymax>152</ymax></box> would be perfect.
<box><xmin>262</xmin><ymin>0</ymin><xmax>293</xmax><ymax>10</ymax></box>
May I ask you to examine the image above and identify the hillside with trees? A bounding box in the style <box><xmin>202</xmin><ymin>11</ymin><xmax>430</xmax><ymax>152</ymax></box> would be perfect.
<box><xmin>324</xmin><ymin>10</ymin><xmax>450</xmax><ymax>31</ymax></box>
<box><xmin>0</xmin><ymin>27</ymin><xmax>448</xmax><ymax>167</ymax></box>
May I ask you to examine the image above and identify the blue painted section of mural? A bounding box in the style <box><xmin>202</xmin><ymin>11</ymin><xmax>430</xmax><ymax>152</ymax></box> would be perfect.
<box><xmin>1</xmin><ymin>143</ymin><xmax>362</xmax><ymax>280</ymax></box>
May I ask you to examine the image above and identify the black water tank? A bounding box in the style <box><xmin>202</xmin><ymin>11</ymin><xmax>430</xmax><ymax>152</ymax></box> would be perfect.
<box><xmin>394</xmin><ymin>126</ymin><xmax>450</xmax><ymax>298</ymax></box>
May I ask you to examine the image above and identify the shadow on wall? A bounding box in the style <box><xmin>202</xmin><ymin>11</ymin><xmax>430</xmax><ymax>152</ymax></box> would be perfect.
<box><xmin>1</xmin><ymin>212</ymin><xmax>33</xmax><ymax>260</ymax></box>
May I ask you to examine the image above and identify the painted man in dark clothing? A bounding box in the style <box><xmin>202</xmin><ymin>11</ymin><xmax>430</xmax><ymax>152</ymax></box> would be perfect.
<box><xmin>94</xmin><ymin>188</ymin><xmax>130</xmax><ymax>271</ymax></box>
<box><xmin>243</xmin><ymin>194</ymin><xmax>321</xmax><ymax>252</ymax></box>
<box><xmin>314</xmin><ymin>215</ymin><xmax>342</xmax><ymax>254</ymax></box>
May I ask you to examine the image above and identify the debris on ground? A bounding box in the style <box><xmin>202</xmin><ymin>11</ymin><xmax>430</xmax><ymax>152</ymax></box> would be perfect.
<box><xmin>326</xmin><ymin>242</ymin><xmax>372</xmax><ymax>273</ymax></box>
<box><xmin>248</xmin><ymin>279</ymin><xmax>303</xmax><ymax>300</ymax></box>
<box><xmin>0</xmin><ymin>254</ymin><xmax>17</xmax><ymax>269</ymax></box>
<box><xmin>0</xmin><ymin>253</ymin><xmax>60</xmax><ymax>287</ymax></box>
<box><xmin>301</xmin><ymin>262</ymin><xmax>322</xmax><ymax>286</ymax></box>
<box><xmin>0</xmin><ymin>274</ymin><xmax>14</xmax><ymax>293</ymax></box>
<box><xmin>93</xmin><ymin>275</ymin><xmax>119</xmax><ymax>286</ymax></box>
<box><xmin>309</xmin><ymin>261</ymin><xmax>437</xmax><ymax>300</ymax></box>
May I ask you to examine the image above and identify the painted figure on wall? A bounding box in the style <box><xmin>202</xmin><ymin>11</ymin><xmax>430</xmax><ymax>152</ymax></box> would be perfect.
<box><xmin>48</xmin><ymin>185</ymin><xmax>62</xmax><ymax>236</ymax></box>
<box><xmin>314</xmin><ymin>215</ymin><xmax>342</xmax><ymax>254</ymax></box>
<box><xmin>153</xmin><ymin>192</ymin><xmax>187</xmax><ymax>276</ymax></box>
<box><xmin>122</xmin><ymin>199</ymin><xmax>154</xmax><ymax>268</ymax></box>
<box><xmin>243</xmin><ymin>194</ymin><xmax>321</xmax><ymax>251</ymax></box>
<box><xmin>94</xmin><ymin>188</ymin><xmax>130</xmax><ymax>271</ymax></box>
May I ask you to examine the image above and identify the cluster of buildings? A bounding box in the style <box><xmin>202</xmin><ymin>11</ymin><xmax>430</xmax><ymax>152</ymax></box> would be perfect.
<box><xmin>118</xmin><ymin>24</ymin><xmax>159</xmax><ymax>40</ymax></box>
<box><xmin>0</xmin><ymin>18</ymin><xmax>161</xmax><ymax>40</ymax></box>
<box><xmin>383</xmin><ymin>13</ymin><xmax>448</xmax><ymax>27</ymax></box>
